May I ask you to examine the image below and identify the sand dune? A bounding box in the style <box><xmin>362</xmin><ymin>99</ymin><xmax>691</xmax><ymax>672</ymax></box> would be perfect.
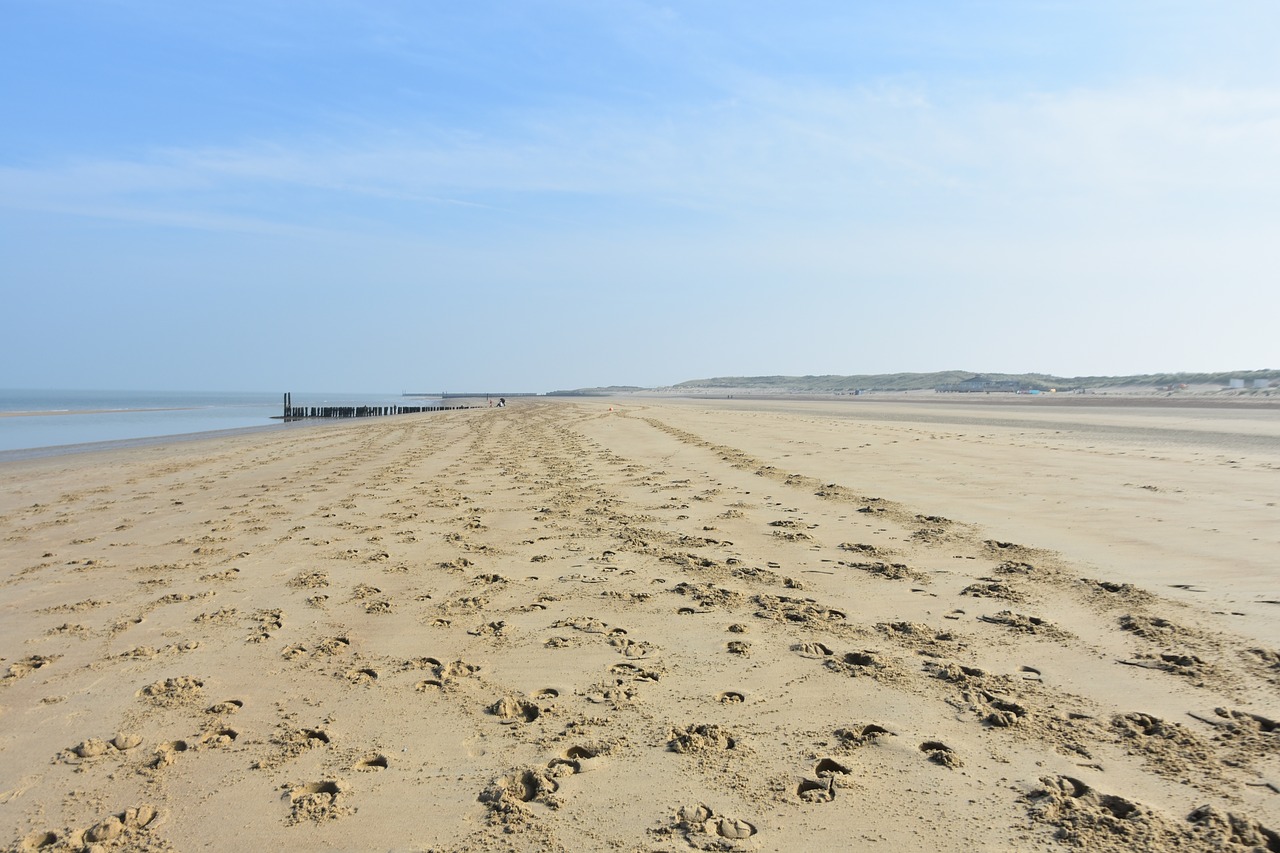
<box><xmin>1</xmin><ymin>398</ymin><xmax>1277</xmax><ymax>851</ymax></box>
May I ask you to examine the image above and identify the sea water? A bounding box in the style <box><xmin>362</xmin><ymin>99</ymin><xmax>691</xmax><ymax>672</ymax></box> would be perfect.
<box><xmin>0</xmin><ymin>389</ymin><xmax>440</xmax><ymax>455</ymax></box>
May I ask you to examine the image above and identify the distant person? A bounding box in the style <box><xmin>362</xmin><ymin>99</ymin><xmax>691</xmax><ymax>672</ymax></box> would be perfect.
<box><xmin>498</xmin><ymin>398</ymin><xmax>506</xmax><ymax>407</ymax></box>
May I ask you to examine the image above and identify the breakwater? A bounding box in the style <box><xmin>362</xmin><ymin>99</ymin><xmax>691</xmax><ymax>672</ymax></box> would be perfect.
<box><xmin>280</xmin><ymin>393</ymin><xmax>470</xmax><ymax>421</ymax></box>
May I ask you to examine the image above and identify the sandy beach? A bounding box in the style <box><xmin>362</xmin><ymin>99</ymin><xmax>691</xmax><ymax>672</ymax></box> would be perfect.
<box><xmin>1</xmin><ymin>397</ymin><xmax>1277</xmax><ymax>852</ymax></box>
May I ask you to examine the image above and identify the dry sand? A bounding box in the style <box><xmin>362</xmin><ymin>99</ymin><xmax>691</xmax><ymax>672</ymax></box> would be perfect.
<box><xmin>1</xmin><ymin>397</ymin><xmax>1277</xmax><ymax>852</ymax></box>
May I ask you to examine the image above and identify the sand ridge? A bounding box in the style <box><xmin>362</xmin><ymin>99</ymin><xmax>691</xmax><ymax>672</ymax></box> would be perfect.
<box><xmin>0</xmin><ymin>399</ymin><xmax>1277</xmax><ymax>851</ymax></box>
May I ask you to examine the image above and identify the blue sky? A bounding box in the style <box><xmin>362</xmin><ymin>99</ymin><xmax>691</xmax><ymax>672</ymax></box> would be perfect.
<box><xmin>3</xmin><ymin>1</ymin><xmax>1278</xmax><ymax>392</ymax></box>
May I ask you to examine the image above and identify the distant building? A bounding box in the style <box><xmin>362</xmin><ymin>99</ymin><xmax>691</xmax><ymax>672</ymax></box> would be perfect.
<box><xmin>936</xmin><ymin>375</ymin><xmax>1027</xmax><ymax>393</ymax></box>
<box><xmin>1229</xmin><ymin>379</ymin><xmax>1246</xmax><ymax>389</ymax></box>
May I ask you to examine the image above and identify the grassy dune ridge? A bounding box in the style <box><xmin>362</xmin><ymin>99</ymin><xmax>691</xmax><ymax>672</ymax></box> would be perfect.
<box><xmin>556</xmin><ymin>369</ymin><xmax>1280</xmax><ymax>395</ymax></box>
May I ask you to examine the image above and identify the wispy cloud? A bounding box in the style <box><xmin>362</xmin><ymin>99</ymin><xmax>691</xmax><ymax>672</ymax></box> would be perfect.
<box><xmin>4</xmin><ymin>77</ymin><xmax>1278</xmax><ymax>242</ymax></box>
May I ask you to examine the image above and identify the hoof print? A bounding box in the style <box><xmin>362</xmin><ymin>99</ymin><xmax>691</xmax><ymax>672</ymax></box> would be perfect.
<box><xmin>985</xmin><ymin>698</ymin><xmax>1028</xmax><ymax>727</ymax></box>
<box><xmin>843</xmin><ymin>651</ymin><xmax>882</xmax><ymax>667</ymax></box>
<box><xmin>304</xmin><ymin>728</ymin><xmax>331</xmax><ymax>746</ymax></box>
<box><xmin>147</xmin><ymin>740</ymin><xmax>189</xmax><ymax>770</ymax></box>
<box><xmin>436</xmin><ymin>659</ymin><xmax>480</xmax><ymax>680</ymax></box>
<box><xmin>835</xmin><ymin>724</ymin><xmax>891</xmax><ymax>747</ymax></box>
<box><xmin>71</xmin><ymin>738</ymin><xmax>112</xmax><ymax>759</ymax></box>
<box><xmin>546</xmin><ymin>757</ymin><xmax>581</xmax><ymax>776</ymax></box>
<box><xmin>815</xmin><ymin>758</ymin><xmax>850</xmax><ymax>776</ymax></box>
<box><xmin>488</xmin><ymin>696</ymin><xmax>540</xmax><ymax>724</ymax></box>
<box><xmin>201</xmin><ymin>728</ymin><xmax>238</xmax><ymax>747</ymax></box>
<box><xmin>675</xmin><ymin>803</ymin><xmax>757</xmax><ymax>842</ymax></box>
<box><xmin>22</xmin><ymin>830</ymin><xmax>59</xmax><ymax>849</ymax></box>
<box><xmin>609</xmin><ymin>662</ymin><xmax>660</xmax><ymax>682</ymax></box>
<box><xmin>286</xmin><ymin>780</ymin><xmax>353</xmax><ymax>824</ymax></box>
<box><xmin>670</xmin><ymin>724</ymin><xmax>736</xmax><ymax>753</ymax></box>
<box><xmin>345</xmin><ymin>667</ymin><xmax>378</xmax><ymax>685</ymax></box>
<box><xmin>206</xmin><ymin>699</ymin><xmax>244</xmax><ymax>715</ymax></box>
<box><xmin>791</xmin><ymin>642</ymin><xmax>832</xmax><ymax>658</ymax></box>
<box><xmin>480</xmin><ymin>768</ymin><xmax>559</xmax><ymax>814</ymax></box>
<box><xmin>920</xmin><ymin>741</ymin><xmax>962</xmax><ymax>768</ymax></box>
<box><xmin>138</xmin><ymin>676</ymin><xmax>204</xmax><ymax>708</ymax></box>
<box><xmin>798</xmin><ymin>777</ymin><xmax>835</xmax><ymax>803</ymax></box>
<box><xmin>556</xmin><ymin>744</ymin><xmax>606</xmax><ymax>773</ymax></box>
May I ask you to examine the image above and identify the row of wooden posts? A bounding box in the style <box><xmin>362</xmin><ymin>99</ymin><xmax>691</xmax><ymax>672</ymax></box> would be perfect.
<box><xmin>281</xmin><ymin>392</ymin><xmax>469</xmax><ymax>421</ymax></box>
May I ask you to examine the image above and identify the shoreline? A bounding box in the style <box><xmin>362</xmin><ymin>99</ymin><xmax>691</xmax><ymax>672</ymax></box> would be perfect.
<box><xmin>0</xmin><ymin>406</ymin><xmax>204</xmax><ymax>419</ymax></box>
<box><xmin>0</xmin><ymin>410</ymin><xmax>465</xmax><ymax>463</ymax></box>
<box><xmin>0</xmin><ymin>419</ymin><xmax>336</xmax><ymax>464</ymax></box>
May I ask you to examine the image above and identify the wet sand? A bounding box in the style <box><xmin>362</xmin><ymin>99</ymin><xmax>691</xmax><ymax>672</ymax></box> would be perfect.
<box><xmin>1</xmin><ymin>397</ymin><xmax>1277</xmax><ymax>851</ymax></box>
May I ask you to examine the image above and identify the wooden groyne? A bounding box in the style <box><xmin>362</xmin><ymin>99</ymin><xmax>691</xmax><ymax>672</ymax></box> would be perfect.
<box><xmin>279</xmin><ymin>393</ymin><xmax>469</xmax><ymax>421</ymax></box>
<box><xmin>404</xmin><ymin>392</ymin><xmax>539</xmax><ymax>400</ymax></box>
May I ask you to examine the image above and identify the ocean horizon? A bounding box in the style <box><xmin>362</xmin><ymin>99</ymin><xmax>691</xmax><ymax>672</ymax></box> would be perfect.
<box><xmin>0</xmin><ymin>389</ymin><xmax>439</xmax><ymax>455</ymax></box>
